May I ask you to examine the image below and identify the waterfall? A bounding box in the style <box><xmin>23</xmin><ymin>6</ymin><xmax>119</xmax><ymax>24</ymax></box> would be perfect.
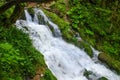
<box><xmin>16</xmin><ymin>8</ymin><xmax>120</xmax><ymax>80</ymax></box>
<box><xmin>24</xmin><ymin>10</ymin><xmax>32</xmax><ymax>22</ymax></box>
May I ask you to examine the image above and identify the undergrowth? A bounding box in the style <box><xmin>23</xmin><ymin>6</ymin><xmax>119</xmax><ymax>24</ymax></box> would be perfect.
<box><xmin>0</xmin><ymin>25</ymin><xmax>56</xmax><ymax>80</ymax></box>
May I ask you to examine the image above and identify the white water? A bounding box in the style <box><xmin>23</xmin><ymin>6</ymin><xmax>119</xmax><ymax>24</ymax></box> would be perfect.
<box><xmin>16</xmin><ymin>8</ymin><xmax>120</xmax><ymax>80</ymax></box>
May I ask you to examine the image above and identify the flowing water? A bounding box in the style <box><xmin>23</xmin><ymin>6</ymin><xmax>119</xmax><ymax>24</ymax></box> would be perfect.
<box><xmin>16</xmin><ymin>8</ymin><xmax>120</xmax><ymax>80</ymax></box>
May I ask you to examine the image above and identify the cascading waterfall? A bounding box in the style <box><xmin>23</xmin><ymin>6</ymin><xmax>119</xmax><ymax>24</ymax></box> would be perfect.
<box><xmin>16</xmin><ymin>8</ymin><xmax>120</xmax><ymax>80</ymax></box>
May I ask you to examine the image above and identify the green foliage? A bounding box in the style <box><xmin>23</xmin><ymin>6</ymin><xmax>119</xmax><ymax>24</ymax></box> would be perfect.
<box><xmin>43</xmin><ymin>9</ymin><xmax>74</xmax><ymax>42</ymax></box>
<box><xmin>0</xmin><ymin>26</ymin><xmax>56</xmax><ymax>80</ymax></box>
<box><xmin>43</xmin><ymin>9</ymin><xmax>94</xmax><ymax>57</ymax></box>
<box><xmin>0</xmin><ymin>5</ymin><xmax>15</xmax><ymax>26</ymax></box>
<box><xmin>41</xmin><ymin>69</ymin><xmax>56</xmax><ymax>80</ymax></box>
<box><xmin>0</xmin><ymin>0</ymin><xmax>6</xmax><ymax>6</ymax></box>
<box><xmin>50</xmin><ymin>0</ymin><xmax>66</xmax><ymax>17</ymax></box>
<box><xmin>28</xmin><ymin>8</ymin><xmax>34</xmax><ymax>15</ymax></box>
<box><xmin>0</xmin><ymin>42</ymin><xmax>24</xmax><ymax>80</ymax></box>
<box><xmin>42</xmin><ymin>0</ymin><xmax>120</xmax><ymax>62</ymax></box>
<box><xmin>67</xmin><ymin>2</ymin><xmax>111</xmax><ymax>35</ymax></box>
<box><xmin>68</xmin><ymin>0</ymin><xmax>120</xmax><ymax>61</ymax></box>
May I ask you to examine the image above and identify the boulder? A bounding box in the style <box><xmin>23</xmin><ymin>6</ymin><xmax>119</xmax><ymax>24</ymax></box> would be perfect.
<box><xmin>98</xmin><ymin>53</ymin><xmax>120</xmax><ymax>74</ymax></box>
<box><xmin>98</xmin><ymin>77</ymin><xmax>108</xmax><ymax>80</ymax></box>
<box><xmin>77</xmin><ymin>41</ymin><xmax>93</xmax><ymax>58</ymax></box>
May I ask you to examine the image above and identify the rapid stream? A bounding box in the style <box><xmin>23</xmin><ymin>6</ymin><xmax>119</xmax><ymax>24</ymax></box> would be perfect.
<box><xmin>16</xmin><ymin>8</ymin><xmax>120</xmax><ymax>80</ymax></box>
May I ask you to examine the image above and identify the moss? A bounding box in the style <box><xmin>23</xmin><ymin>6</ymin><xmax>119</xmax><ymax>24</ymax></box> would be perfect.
<box><xmin>98</xmin><ymin>53</ymin><xmax>120</xmax><ymax>74</ymax></box>
<box><xmin>42</xmin><ymin>9</ymin><xmax>74</xmax><ymax>40</ymax></box>
<box><xmin>76</xmin><ymin>41</ymin><xmax>93</xmax><ymax>57</ymax></box>
<box><xmin>28</xmin><ymin>8</ymin><xmax>34</xmax><ymax>14</ymax></box>
<box><xmin>83</xmin><ymin>69</ymin><xmax>93</xmax><ymax>79</ymax></box>
<box><xmin>81</xmin><ymin>41</ymin><xmax>93</xmax><ymax>57</ymax></box>
<box><xmin>42</xmin><ymin>9</ymin><xmax>72</xmax><ymax>41</ymax></box>
<box><xmin>43</xmin><ymin>9</ymin><xmax>69</xmax><ymax>29</ymax></box>
<box><xmin>98</xmin><ymin>77</ymin><xmax>108</xmax><ymax>80</ymax></box>
<box><xmin>41</xmin><ymin>69</ymin><xmax>57</xmax><ymax>80</ymax></box>
<box><xmin>27</xmin><ymin>8</ymin><xmax>35</xmax><ymax>21</ymax></box>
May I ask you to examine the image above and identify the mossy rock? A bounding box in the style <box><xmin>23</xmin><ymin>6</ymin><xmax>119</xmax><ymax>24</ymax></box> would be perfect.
<box><xmin>98</xmin><ymin>53</ymin><xmax>120</xmax><ymax>74</ymax></box>
<box><xmin>41</xmin><ymin>69</ymin><xmax>57</xmax><ymax>80</ymax></box>
<box><xmin>42</xmin><ymin>8</ymin><xmax>74</xmax><ymax>37</ymax></box>
<box><xmin>98</xmin><ymin>77</ymin><xmax>108</xmax><ymax>80</ymax></box>
<box><xmin>83</xmin><ymin>69</ymin><xmax>93</xmax><ymax>79</ymax></box>
<box><xmin>28</xmin><ymin>8</ymin><xmax>34</xmax><ymax>14</ymax></box>
<box><xmin>20</xmin><ymin>7</ymin><xmax>34</xmax><ymax>20</ymax></box>
<box><xmin>77</xmin><ymin>41</ymin><xmax>93</xmax><ymax>58</ymax></box>
<box><xmin>42</xmin><ymin>9</ymin><xmax>70</xmax><ymax>30</ymax></box>
<box><xmin>27</xmin><ymin>8</ymin><xmax>34</xmax><ymax>19</ymax></box>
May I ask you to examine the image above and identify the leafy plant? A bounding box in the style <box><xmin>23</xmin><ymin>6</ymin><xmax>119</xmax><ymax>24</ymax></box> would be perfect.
<box><xmin>67</xmin><ymin>0</ymin><xmax>120</xmax><ymax>62</ymax></box>
<box><xmin>0</xmin><ymin>42</ymin><xmax>24</xmax><ymax>80</ymax></box>
<box><xmin>0</xmin><ymin>26</ymin><xmax>56</xmax><ymax>80</ymax></box>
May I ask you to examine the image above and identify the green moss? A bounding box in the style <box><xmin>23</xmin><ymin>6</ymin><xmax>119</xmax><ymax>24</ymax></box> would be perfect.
<box><xmin>43</xmin><ymin>9</ymin><xmax>69</xmax><ymax>29</ymax></box>
<box><xmin>41</xmin><ymin>69</ymin><xmax>57</xmax><ymax>80</ymax></box>
<box><xmin>77</xmin><ymin>41</ymin><xmax>93</xmax><ymax>57</ymax></box>
<box><xmin>28</xmin><ymin>8</ymin><xmax>34</xmax><ymax>15</ymax></box>
<box><xmin>98</xmin><ymin>53</ymin><xmax>120</xmax><ymax>74</ymax></box>
<box><xmin>42</xmin><ymin>9</ymin><xmax>74</xmax><ymax>41</ymax></box>
<box><xmin>83</xmin><ymin>69</ymin><xmax>93</xmax><ymax>79</ymax></box>
<box><xmin>98</xmin><ymin>77</ymin><xmax>108</xmax><ymax>80</ymax></box>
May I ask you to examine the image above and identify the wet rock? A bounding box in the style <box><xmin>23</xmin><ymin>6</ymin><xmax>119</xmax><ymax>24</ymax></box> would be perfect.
<box><xmin>98</xmin><ymin>77</ymin><xmax>108</xmax><ymax>80</ymax></box>
<box><xmin>84</xmin><ymin>69</ymin><xmax>93</xmax><ymax>79</ymax></box>
<box><xmin>77</xmin><ymin>41</ymin><xmax>93</xmax><ymax>58</ymax></box>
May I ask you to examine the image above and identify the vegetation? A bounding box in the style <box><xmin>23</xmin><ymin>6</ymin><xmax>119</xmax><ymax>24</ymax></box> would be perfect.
<box><xmin>0</xmin><ymin>26</ymin><xmax>56</xmax><ymax>80</ymax></box>
<box><xmin>0</xmin><ymin>0</ymin><xmax>120</xmax><ymax>79</ymax></box>
<box><xmin>42</xmin><ymin>0</ymin><xmax>94</xmax><ymax>57</ymax></box>
<box><xmin>98</xmin><ymin>53</ymin><xmax>120</xmax><ymax>74</ymax></box>
<box><xmin>83</xmin><ymin>69</ymin><xmax>108</xmax><ymax>80</ymax></box>
<box><xmin>0</xmin><ymin>0</ymin><xmax>55</xmax><ymax>27</ymax></box>
<box><xmin>0</xmin><ymin>0</ymin><xmax>56</xmax><ymax>80</ymax></box>
<box><xmin>43</xmin><ymin>9</ymin><xmax>93</xmax><ymax>57</ymax></box>
<box><xmin>41</xmin><ymin>0</ymin><xmax>120</xmax><ymax>74</ymax></box>
<box><xmin>67</xmin><ymin>0</ymin><xmax>120</xmax><ymax>73</ymax></box>
<box><xmin>67</xmin><ymin>0</ymin><xmax>120</xmax><ymax>58</ymax></box>
<box><xmin>98</xmin><ymin>77</ymin><xmax>108</xmax><ymax>80</ymax></box>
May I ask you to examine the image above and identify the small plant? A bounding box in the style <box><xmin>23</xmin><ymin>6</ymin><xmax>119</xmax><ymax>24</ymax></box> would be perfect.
<box><xmin>0</xmin><ymin>42</ymin><xmax>24</xmax><ymax>80</ymax></box>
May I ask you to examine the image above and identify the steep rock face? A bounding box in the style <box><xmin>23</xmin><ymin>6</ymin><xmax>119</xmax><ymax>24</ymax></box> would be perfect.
<box><xmin>98</xmin><ymin>53</ymin><xmax>120</xmax><ymax>74</ymax></box>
